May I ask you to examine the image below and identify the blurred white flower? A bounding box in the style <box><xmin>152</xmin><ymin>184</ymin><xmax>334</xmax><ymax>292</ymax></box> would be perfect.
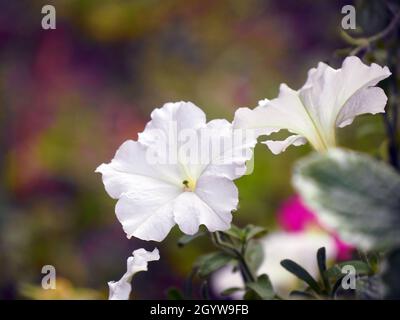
<box><xmin>96</xmin><ymin>102</ymin><xmax>256</xmax><ymax>241</ymax></box>
<box><xmin>233</xmin><ymin>56</ymin><xmax>391</xmax><ymax>154</ymax></box>
<box><xmin>108</xmin><ymin>248</ymin><xmax>159</xmax><ymax>300</ymax></box>
<box><xmin>212</xmin><ymin>231</ymin><xmax>337</xmax><ymax>298</ymax></box>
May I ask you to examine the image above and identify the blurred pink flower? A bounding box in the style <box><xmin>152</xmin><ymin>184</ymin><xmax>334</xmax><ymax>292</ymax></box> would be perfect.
<box><xmin>278</xmin><ymin>195</ymin><xmax>353</xmax><ymax>260</ymax></box>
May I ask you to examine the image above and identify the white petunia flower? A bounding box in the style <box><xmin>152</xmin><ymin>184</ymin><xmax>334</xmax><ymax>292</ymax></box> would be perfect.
<box><xmin>96</xmin><ymin>102</ymin><xmax>257</xmax><ymax>241</ymax></box>
<box><xmin>108</xmin><ymin>248</ymin><xmax>159</xmax><ymax>300</ymax></box>
<box><xmin>212</xmin><ymin>231</ymin><xmax>337</xmax><ymax>298</ymax></box>
<box><xmin>233</xmin><ymin>56</ymin><xmax>391</xmax><ymax>154</ymax></box>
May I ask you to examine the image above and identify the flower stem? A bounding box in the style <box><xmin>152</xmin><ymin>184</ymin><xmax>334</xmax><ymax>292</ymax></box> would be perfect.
<box><xmin>238</xmin><ymin>256</ymin><xmax>256</xmax><ymax>283</ymax></box>
<box><xmin>210</xmin><ymin>231</ymin><xmax>256</xmax><ymax>284</ymax></box>
<box><xmin>341</xmin><ymin>10</ymin><xmax>400</xmax><ymax>56</ymax></box>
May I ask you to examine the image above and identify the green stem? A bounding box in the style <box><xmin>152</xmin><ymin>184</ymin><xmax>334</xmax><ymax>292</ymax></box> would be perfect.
<box><xmin>210</xmin><ymin>231</ymin><xmax>256</xmax><ymax>284</ymax></box>
<box><xmin>238</xmin><ymin>256</ymin><xmax>256</xmax><ymax>283</ymax></box>
<box><xmin>341</xmin><ymin>10</ymin><xmax>400</xmax><ymax>56</ymax></box>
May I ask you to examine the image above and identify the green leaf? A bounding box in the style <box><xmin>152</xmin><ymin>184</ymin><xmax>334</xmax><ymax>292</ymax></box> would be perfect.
<box><xmin>221</xmin><ymin>225</ymin><xmax>244</xmax><ymax>240</ymax></box>
<box><xmin>245</xmin><ymin>274</ymin><xmax>275</xmax><ymax>300</ymax></box>
<box><xmin>243</xmin><ymin>225</ymin><xmax>268</xmax><ymax>241</ymax></box>
<box><xmin>293</xmin><ymin>148</ymin><xmax>400</xmax><ymax>251</ymax></box>
<box><xmin>178</xmin><ymin>231</ymin><xmax>206</xmax><ymax>247</ymax></box>
<box><xmin>243</xmin><ymin>289</ymin><xmax>259</xmax><ymax>300</ymax></box>
<box><xmin>220</xmin><ymin>287</ymin><xmax>244</xmax><ymax>296</ymax></box>
<box><xmin>289</xmin><ymin>290</ymin><xmax>316</xmax><ymax>300</ymax></box>
<box><xmin>317</xmin><ymin>247</ymin><xmax>330</xmax><ymax>292</ymax></box>
<box><xmin>166</xmin><ymin>287</ymin><xmax>184</xmax><ymax>300</ymax></box>
<box><xmin>196</xmin><ymin>252</ymin><xmax>233</xmax><ymax>278</ymax></box>
<box><xmin>317</xmin><ymin>247</ymin><xmax>327</xmax><ymax>274</ymax></box>
<box><xmin>324</xmin><ymin>260</ymin><xmax>372</xmax><ymax>280</ymax></box>
<box><xmin>280</xmin><ymin>259</ymin><xmax>322</xmax><ymax>294</ymax></box>
<box><xmin>245</xmin><ymin>240</ymin><xmax>264</xmax><ymax>274</ymax></box>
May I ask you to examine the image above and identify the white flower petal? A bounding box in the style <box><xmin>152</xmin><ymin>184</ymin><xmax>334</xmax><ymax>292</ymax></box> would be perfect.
<box><xmin>298</xmin><ymin>56</ymin><xmax>390</xmax><ymax>144</ymax></box>
<box><xmin>127</xmin><ymin>248</ymin><xmax>160</xmax><ymax>274</ymax></box>
<box><xmin>263</xmin><ymin>135</ymin><xmax>307</xmax><ymax>155</ymax></box>
<box><xmin>95</xmin><ymin>140</ymin><xmax>181</xmax><ymax>199</ymax></box>
<box><xmin>233</xmin><ymin>56</ymin><xmax>391</xmax><ymax>153</ymax></box>
<box><xmin>108</xmin><ymin>280</ymin><xmax>131</xmax><ymax>301</ymax></box>
<box><xmin>108</xmin><ymin>248</ymin><xmax>159</xmax><ymax>300</ymax></box>
<box><xmin>200</xmin><ymin>119</ymin><xmax>258</xmax><ymax>179</ymax></box>
<box><xmin>96</xmin><ymin>140</ymin><xmax>184</xmax><ymax>241</ymax></box>
<box><xmin>336</xmin><ymin>87</ymin><xmax>388</xmax><ymax>128</ymax></box>
<box><xmin>173</xmin><ymin>176</ymin><xmax>238</xmax><ymax>235</ymax></box>
<box><xmin>139</xmin><ymin>101</ymin><xmax>206</xmax><ymax>145</ymax></box>
<box><xmin>138</xmin><ymin>101</ymin><xmax>206</xmax><ymax>167</ymax></box>
<box><xmin>139</xmin><ymin>103</ymin><xmax>255</xmax><ymax>181</ymax></box>
<box><xmin>97</xmin><ymin>102</ymin><xmax>255</xmax><ymax>241</ymax></box>
<box><xmin>116</xmin><ymin>191</ymin><xmax>178</xmax><ymax>241</ymax></box>
<box><xmin>234</xmin><ymin>84</ymin><xmax>320</xmax><ymax>149</ymax></box>
<box><xmin>195</xmin><ymin>175</ymin><xmax>239</xmax><ymax>222</ymax></box>
<box><xmin>232</xmin><ymin>99</ymin><xmax>278</xmax><ymax>136</ymax></box>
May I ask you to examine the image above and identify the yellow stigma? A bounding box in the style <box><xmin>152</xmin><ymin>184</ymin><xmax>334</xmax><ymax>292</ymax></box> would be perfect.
<box><xmin>182</xmin><ymin>178</ymin><xmax>196</xmax><ymax>192</ymax></box>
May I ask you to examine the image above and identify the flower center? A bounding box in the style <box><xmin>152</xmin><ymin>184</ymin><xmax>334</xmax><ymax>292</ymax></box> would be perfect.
<box><xmin>182</xmin><ymin>179</ymin><xmax>196</xmax><ymax>192</ymax></box>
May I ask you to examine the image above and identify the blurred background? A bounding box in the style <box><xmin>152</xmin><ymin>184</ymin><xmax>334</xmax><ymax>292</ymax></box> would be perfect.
<box><xmin>0</xmin><ymin>0</ymin><xmax>387</xmax><ymax>299</ymax></box>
